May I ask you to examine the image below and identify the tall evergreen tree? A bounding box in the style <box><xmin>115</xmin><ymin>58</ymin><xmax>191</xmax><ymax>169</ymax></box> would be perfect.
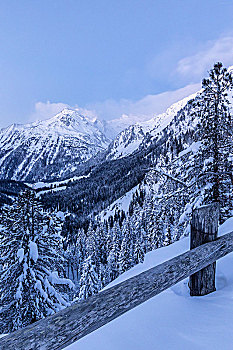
<box><xmin>107</xmin><ymin>223</ymin><xmax>120</xmax><ymax>282</ymax></box>
<box><xmin>118</xmin><ymin>219</ymin><xmax>133</xmax><ymax>274</ymax></box>
<box><xmin>196</xmin><ymin>62</ymin><xmax>233</xmax><ymax>221</ymax></box>
<box><xmin>78</xmin><ymin>256</ymin><xmax>99</xmax><ymax>300</ymax></box>
<box><xmin>133</xmin><ymin>237</ymin><xmax>145</xmax><ymax>264</ymax></box>
<box><xmin>163</xmin><ymin>214</ymin><xmax>173</xmax><ymax>246</ymax></box>
<box><xmin>0</xmin><ymin>190</ymin><xmax>74</xmax><ymax>333</ymax></box>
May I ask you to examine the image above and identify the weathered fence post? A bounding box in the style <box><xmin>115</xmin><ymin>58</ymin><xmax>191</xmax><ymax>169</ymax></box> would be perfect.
<box><xmin>189</xmin><ymin>202</ymin><xmax>219</xmax><ymax>296</ymax></box>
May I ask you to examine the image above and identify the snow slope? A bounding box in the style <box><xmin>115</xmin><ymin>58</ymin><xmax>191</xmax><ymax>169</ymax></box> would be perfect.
<box><xmin>27</xmin><ymin>174</ymin><xmax>91</xmax><ymax>196</ymax></box>
<box><xmin>98</xmin><ymin>184</ymin><xmax>140</xmax><ymax>220</ymax></box>
<box><xmin>105</xmin><ymin>66</ymin><xmax>233</xmax><ymax>162</ymax></box>
<box><xmin>66</xmin><ymin>217</ymin><xmax>233</xmax><ymax>350</ymax></box>
<box><xmin>105</xmin><ymin>92</ymin><xmax>198</xmax><ymax>160</ymax></box>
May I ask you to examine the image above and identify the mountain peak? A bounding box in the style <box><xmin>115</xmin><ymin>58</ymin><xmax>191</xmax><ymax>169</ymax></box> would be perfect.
<box><xmin>51</xmin><ymin>108</ymin><xmax>86</xmax><ymax>125</ymax></box>
<box><xmin>0</xmin><ymin>108</ymin><xmax>111</xmax><ymax>181</ymax></box>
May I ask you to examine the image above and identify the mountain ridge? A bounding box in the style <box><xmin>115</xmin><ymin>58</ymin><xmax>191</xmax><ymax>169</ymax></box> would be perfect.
<box><xmin>0</xmin><ymin>109</ymin><xmax>111</xmax><ymax>181</ymax></box>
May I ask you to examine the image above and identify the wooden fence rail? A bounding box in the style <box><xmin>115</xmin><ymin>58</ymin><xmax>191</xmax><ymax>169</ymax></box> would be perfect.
<box><xmin>1</xmin><ymin>230</ymin><xmax>233</xmax><ymax>350</ymax></box>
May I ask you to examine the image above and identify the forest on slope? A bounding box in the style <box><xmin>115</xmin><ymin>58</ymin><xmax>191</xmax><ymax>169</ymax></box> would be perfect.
<box><xmin>0</xmin><ymin>63</ymin><xmax>232</xmax><ymax>335</ymax></box>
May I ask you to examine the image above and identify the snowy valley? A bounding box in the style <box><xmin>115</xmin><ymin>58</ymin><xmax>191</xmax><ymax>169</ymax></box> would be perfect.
<box><xmin>0</xmin><ymin>63</ymin><xmax>233</xmax><ymax>349</ymax></box>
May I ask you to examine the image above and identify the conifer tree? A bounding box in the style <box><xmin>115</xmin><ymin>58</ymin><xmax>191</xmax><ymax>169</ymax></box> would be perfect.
<box><xmin>153</xmin><ymin>211</ymin><xmax>164</xmax><ymax>248</ymax></box>
<box><xmin>163</xmin><ymin>215</ymin><xmax>172</xmax><ymax>246</ymax></box>
<box><xmin>98</xmin><ymin>263</ymin><xmax>107</xmax><ymax>290</ymax></box>
<box><xmin>118</xmin><ymin>236</ymin><xmax>131</xmax><ymax>274</ymax></box>
<box><xmin>74</xmin><ymin>228</ymin><xmax>86</xmax><ymax>282</ymax></box>
<box><xmin>118</xmin><ymin>219</ymin><xmax>133</xmax><ymax>274</ymax></box>
<box><xmin>196</xmin><ymin>62</ymin><xmax>233</xmax><ymax>221</ymax></box>
<box><xmin>65</xmin><ymin>242</ymin><xmax>77</xmax><ymax>281</ymax></box>
<box><xmin>98</xmin><ymin>222</ymin><xmax>108</xmax><ymax>266</ymax></box>
<box><xmin>107</xmin><ymin>226</ymin><xmax>120</xmax><ymax>282</ymax></box>
<box><xmin>0</xmin><ymin>190</ymin><xmax>74</xmax><ymax>333</ymax></box>
<box><xmin>78</xmin><ymin>256</ymin><xmax>99</xmax><ymax>300</ymax></box>
<box><xmin>133</xmin><ymin>237</ymin><xmax>145</xmax><ymax>264</ymax></box>
<box><xmin>85</xmin><ymin>221</ymin><xmax>96</xmax><ymax>258</ymax></box>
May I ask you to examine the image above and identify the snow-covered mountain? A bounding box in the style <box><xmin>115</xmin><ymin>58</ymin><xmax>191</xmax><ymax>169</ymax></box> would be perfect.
<box><xmin>0</xmin><ymin>92</ymin><xmax>199</xmax><ymax>182</ymax></box>
<box><xmin>104</xmin><ymin>92</ymin><xmax>199</xmax><ymax>160</ymax></box>
<box><xmin>105</xmin><ymin>124</ymin><xmax>146</xmax><ymax>160</ymax></box>
<box><xmin>37</xmin><ymin>90</ymin><xmax>204</xmax><ymax>226</ymax></box>
<box><xmin>101</xmin><ymin>66</ymin><xmax>233</xmax><ymax>162</ymax></box>
<box><xmin>0</xmin><ymin>108</ymin><xmax>111</xmax><ymax>181</ymax></box>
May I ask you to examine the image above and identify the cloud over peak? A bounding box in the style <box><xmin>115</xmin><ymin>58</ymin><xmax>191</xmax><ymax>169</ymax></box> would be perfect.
<box><xmin>28</xmin><ymin>82</ymin><xmax>200</xmax><ymax>133</ymax></box>
<box><xmin>176</xmin><ymin>36</ymin><xmax>233</xmax><ymax>80</ymax></box>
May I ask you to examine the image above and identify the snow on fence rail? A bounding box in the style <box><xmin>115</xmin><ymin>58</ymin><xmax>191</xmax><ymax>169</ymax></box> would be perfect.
<box><xmin>1</xmin><ymin>229</ymin><xmax>233</xmax><ymax>350</ymax></box>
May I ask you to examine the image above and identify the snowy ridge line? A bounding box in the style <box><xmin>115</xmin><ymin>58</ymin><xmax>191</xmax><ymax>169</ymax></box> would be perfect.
<box><xmin>0</xmin><ymin>108</ymin><xmax>111</xmax><ymax>181</ymax></box>
<box><xmin>1</xmin><ymin>231</ymin><xmax>233</xmax><ymax>350</ymax></box>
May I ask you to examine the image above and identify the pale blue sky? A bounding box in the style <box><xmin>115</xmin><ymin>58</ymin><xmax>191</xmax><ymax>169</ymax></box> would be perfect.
<box><xmin>0</xmin><ymin>0</ymin><xmax>233</xmax><ymax>127</ymax></box>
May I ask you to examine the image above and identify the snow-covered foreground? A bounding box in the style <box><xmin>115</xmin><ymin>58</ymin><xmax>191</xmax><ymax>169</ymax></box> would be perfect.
<box><xmin>66</xmin><ymin>217</ymin><xmax>233</xmax><ymax>350</ymax></box>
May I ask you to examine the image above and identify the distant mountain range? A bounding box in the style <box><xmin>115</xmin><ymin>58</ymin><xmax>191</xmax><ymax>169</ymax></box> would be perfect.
<box><xmin>0</xmin><ymin>93</ymin><xmax>197</xmax><ymax>182</ymax></box>
<box><xmin>0</xmin><ymin>82</ymin><xmax>232</xmax><ymax>228</ymax></box>
<box><xmin>34</xmin><ymin>89</ymin><xmax>204</xmax><ymax>226</ymax></box>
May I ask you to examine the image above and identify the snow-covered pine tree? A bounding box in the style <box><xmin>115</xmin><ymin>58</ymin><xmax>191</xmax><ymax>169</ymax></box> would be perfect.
<box><xmin>143</xmin><ymin>194</ymin><xmax>155</xmax><ymax>251</ymax></box>
<box><xmin>74</xmin><ymin>228</ymin><xmax>86</xmax><ymax>283</ymax></box>
<box><xmin>98</xmin><ymin>262</ymin><xmax>107</xmax><ymax>290</ymax></box>
<box><xmin>153</xmin><ymin>208</ymin><xmax>165</xmax><ymax>248</ymax></box>
<box><xmin>141</xmin><ymin>226</ymin><xmax>148</xmax><ymax>254</ymax></box>
<box><xmin>106</xmin><ymin>222</ymin><xmax>121</xmax><ymax>282</ymax></box>
<box><xmin>95</xmin><ymin>223</ymin><xmax>108</xmax><ymax>268</ymax></box>
<box><xmin>106</xmin><ymin>248</ymin><xmax>119</xmax><ymax>283</ymax></box>
<box><xmin>78</xmin><ymin>255</ymin><xmax>99</xmax><ymax>300</ymax></box>
<box><xmin>172</xmin><ymin>210</ymin><xmax>183</xmax><ymax>242</ymax></box>
<box><xmin>65</xmin><ymin>242</ymin><xmax>77</xmax><ymax>281</ymax></box>
<box><xmin>118</xmin><ymin>235</ymin><xmax>131</xmax><ymax>274</ymax></box>
<box><xmin>195</xmin><ymin>62</ymin><xmax>233</xmax><ymax>221</ymax></box>
<box><xmin>98</xmin><ymin>222</ymin><xmax>108</xmax><ymax>266</ymax></box>
<box><xmin>106</xmin><ymin>222</ymin><xmax>113</xmax><ymax>253</ymax></box>
<box><xmin>85</xmin><ymin>221</ymin><xmax>96</xmax><ymax>258</ymax></box>
<box><xmin>118</xmin><ymin>219</ymin><xmax>133</xmax><ymax>274</ymax></box>
<box><xmin>163</xmin><ymin>214</ymin><xmax>173</xmax><ymax>246</ymax></box>
<box><xmin>135</xmin><ymin>209</ymin><xmax>148</xmax><ymax>253</ymax></box>
<box><xmin>0</xmin><ymin>190</ymin><xmax>74</xmax><ymax>333</ymax></box>
<box><xmin>133</xmin><ymin>237</ymin><xmax>145</xmax><ymax>264</ymax></box>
